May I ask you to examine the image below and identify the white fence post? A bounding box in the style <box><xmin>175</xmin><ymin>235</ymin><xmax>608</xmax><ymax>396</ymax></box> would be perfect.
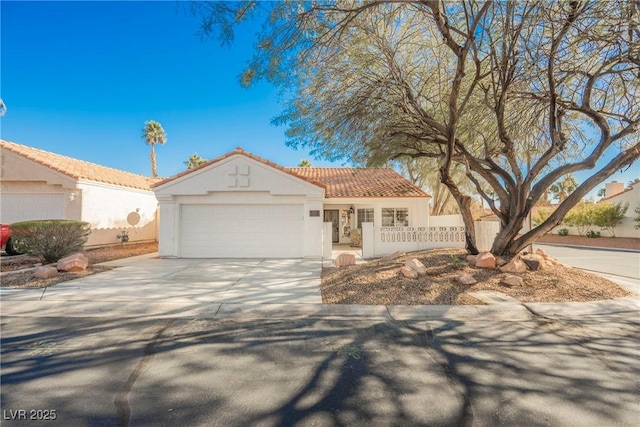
<box><xmin>323</xmin><ymin>222</ymin><xmax>333</xmax><ymax>259</ymax></box>
<box><xmin>362</xmin><ymin>222</ymin><xmax>375</xmax><ymax>259</ymax></box>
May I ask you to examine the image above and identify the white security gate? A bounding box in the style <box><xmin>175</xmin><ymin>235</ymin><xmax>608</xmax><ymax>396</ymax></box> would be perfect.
<box><xmin>180</xmin><ymin>204</ymin><xmax>304</xmax><ymax>258</ymax></box>
<box><xmin>0</xmin><ymin>193</ymin><xmax>65</xmax><ymax>223</ymax></box>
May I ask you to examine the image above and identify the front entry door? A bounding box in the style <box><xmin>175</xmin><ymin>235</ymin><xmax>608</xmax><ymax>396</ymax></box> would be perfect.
<box><xmin>324</xmin><ymin>210</ymin><xmax>340</xmax><ymax>243</ymax></box>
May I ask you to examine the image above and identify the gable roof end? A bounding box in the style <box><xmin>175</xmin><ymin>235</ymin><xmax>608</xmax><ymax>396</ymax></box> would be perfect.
<box><xmin>152</xmin><ymin>147</ymin><xmax>327</xmax><ymax>190</ymax></box>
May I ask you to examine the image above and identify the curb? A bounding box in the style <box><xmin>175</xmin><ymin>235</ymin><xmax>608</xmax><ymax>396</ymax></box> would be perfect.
<box><xmin>534</xmin><ymin>242</ymin><xmax>640</xmax><ymax>253</ymax></box>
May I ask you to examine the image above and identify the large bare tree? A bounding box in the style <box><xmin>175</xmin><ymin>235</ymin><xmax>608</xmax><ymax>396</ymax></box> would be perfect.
<box><xmin>193</xmin><ymin>0</ymin><xmax>640</xmax><ymax>255</ymax></box>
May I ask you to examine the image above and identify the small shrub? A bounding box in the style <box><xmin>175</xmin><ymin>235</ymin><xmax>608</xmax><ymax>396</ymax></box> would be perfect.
<box><xmin>592</xmin><ymin>202</ymin><xmax>628</xmax><ymax>237</ymax></box>
<box><xmin>10</xmin><ymin>220</ymin><xmax>91</xmax><ymax>263</ymax></box>
<box><xmin>450</xmin><ymin>255</ymin><xmax>465</xmax><ymax>270</ymax></box>
<box><xmin>586</xmin><ymin>230</ymin><xmax>601</xmax><ymax>238</ymax></box>
<box><xmin>558</xmin><ymin>228</ymin><xmax>569</xmax><ymax>236</ymax></box>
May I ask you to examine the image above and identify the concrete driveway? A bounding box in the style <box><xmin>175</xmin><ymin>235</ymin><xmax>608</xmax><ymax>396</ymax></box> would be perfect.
<box><xmin>21</xmin><ymin>256</ymin><xmax>322</xmax><ymax>305</ymax></box>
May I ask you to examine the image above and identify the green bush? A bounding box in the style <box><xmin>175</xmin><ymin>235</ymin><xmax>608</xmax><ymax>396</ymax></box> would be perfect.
<box><xmin>592</xmin><ymin>202</ymin><xmax>628</xmax><ymax>237</ymax></box>
<box><xmin>558</xmin><ymin>228</ymin><xmax>569</xmax><ymax>236</ymax></box>
<box><xmin>634</xmin><ymin>205</ymin><xmax>640</xmax><ymax>230</ymax></box>
<box><xmin>564</xmin><ymin>202</ymin><xmax>594</xmax><ymax>236</ymax></box>
<box><xmin>586</xmin><ymin>230</ymin><xmax>601</xmax><ymax>238</ymax></box>
<box><xmin>10</xmin><ymin>220</ymin><xmax>91</xmax><ymax>263</ymax></box>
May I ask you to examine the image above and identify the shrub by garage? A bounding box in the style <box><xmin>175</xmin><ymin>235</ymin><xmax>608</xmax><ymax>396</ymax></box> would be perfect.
<box><xmin>10</xmin><ymin>220</ymin><xmax>91</xmax><ymax>263</ymax></box>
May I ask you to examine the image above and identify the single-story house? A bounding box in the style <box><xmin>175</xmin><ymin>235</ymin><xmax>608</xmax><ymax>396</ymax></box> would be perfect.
<box><xmin>0</xmin><ymin>140</ymin><xmax>158</xmax><ymax>247</ymax></box>
<box><xmin>152</xmin><ymin>147</ymin><xmax>430</xmax><ymax>258</ymax></box>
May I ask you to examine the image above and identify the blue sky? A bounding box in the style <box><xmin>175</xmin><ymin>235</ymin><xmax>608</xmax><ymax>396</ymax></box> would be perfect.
<box><xmin>1</xmin><ymin>0</ymin><xmax>637</xmax><ymax>196</ymax></box>
<box><xmin>0</xmin><ymin>0</ymin><xmax>342</xmax><ymax>178</ymax></box>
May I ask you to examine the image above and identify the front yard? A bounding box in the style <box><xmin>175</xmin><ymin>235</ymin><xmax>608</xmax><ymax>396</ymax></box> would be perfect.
<box><xmin>321</xmin><ymin>248</ymin><xmax>631</xmax><ymax>305</ymax></box>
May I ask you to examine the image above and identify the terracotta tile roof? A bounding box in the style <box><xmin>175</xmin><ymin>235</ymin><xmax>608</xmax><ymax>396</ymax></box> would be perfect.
<box><xmin>1</xmin><ymin>140</ymin><xmax>154</xmax><ymax>191</ymax></box>
<box><xmin>288</xmin><ymin>167</ymin><xmax>430</xmax><ymax>198</ymax></box>
<box><xmin>152</xmin><ymin>147</ymin><xmax>327</xmax><ymax>190</ymax></box>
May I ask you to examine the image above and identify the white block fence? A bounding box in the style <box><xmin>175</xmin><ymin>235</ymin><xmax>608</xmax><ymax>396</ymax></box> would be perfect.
<box><xmin>361</xmin><ymin>221</ymin><xmax>500</xmax><ymax>258</ymax></box>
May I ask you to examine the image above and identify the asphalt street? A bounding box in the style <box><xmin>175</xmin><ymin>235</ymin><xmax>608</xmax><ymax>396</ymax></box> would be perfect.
<box><xmin>2</xmin><ymin>309</ymin><xmax>639</xmax><ymax>427</ymax></box>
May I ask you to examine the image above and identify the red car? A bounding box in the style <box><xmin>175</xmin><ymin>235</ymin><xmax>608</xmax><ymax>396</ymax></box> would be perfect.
<box><xmin>1</xmin><ymin>224</ymin><xmax>21</xmax><ymax>255</ymax></box>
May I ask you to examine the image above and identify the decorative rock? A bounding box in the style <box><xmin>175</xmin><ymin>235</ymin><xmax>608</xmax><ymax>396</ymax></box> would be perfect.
<box><xmin>521</xmin><ymin>258</ymin><xmax>540</xmax><ymax>271</ymax></box>
<box><xmin>535</xmin><ymin>248</ymin><xmax>558</xmax><ymax>265</ymax></box>
<box><xmin>499</xmin><ymin>258</ymin><xmax>527</xmax><ymax>273</ymax></box>
<box><xmin>501</xmin><ymin>275</ymin><xmax>524</xmax><ymax>287</ymax></box>
<box><xmin>456</xmin><ymin>274</ymin><xmax>477</xmax><ymax>285</ymax></box>
<box><xmin>475</xmin><ymin>252</ymin><xmax>497</xmax><ymax>269</ymax></box>
<box><xmin>381</xmin><ymin>251</ymin><xmax>405</xmax><ymax>261</ymax></box>
<box><xmin>522</xmin><ymin>254</ymin><xmax>545</xmax><ymax>271</ymax></box>
<box><xmin>405</xmin><ymin>258</ymin><xmax>427</xmax><ymax>275</ymax></box>
<box><xmin>466</xmin><ymin>255</ymin><xmax>477</xmax><ymax>266</ymax></box>
<box><xmin>33</xmin><ymin>266</ymin><xmax>58</xmax><ymax>279</ymax></box>
<box><xmin>56</xmin><ymin>253</ymin><xmax>89</xmax><ymax>272</ymax></box>
<box><xmin>400</xmin><ymin>266</ymin><xmax>418</xmax><ymax>279</ymax></box>
<box><xmin>334</xmin><ymin>253</ymin><xmax>356</xmax><ymax>267</ymax></box>
<box><xmin>496</xmin><ymin>257</ymin><xmax>508</xmax><ymax>267</ymax></box>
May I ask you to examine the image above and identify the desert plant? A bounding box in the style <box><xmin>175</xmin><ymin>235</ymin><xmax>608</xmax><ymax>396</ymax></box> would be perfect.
<box><xmin>558</xmin><ymin>228</ymin><xmax>569</xmax><ymax>236</ymax></box>
<box><xmin>634</xmin><ymin>205</ymin><xmax>640</xmax><ymax>230</ymax></box>
<box><xmin>564</xmin><ymin>202</ymin><xmax>595</xmax><ymax>236</ymax></box>
<box><xmin>450</xmin><ymin>255</ymin><xmax>465</xmax><ymax>270</ymax></box>
<box><xmin>586</xmin><ymin>230</ymin><xmax>601</xmax><ymax>238</ymax></box>
<box><xmin>592</xmin><ymin>202</ymin><xmax>628</xmax><ymax>237</ymax></box>
<box><xmin>10</xmin><ymin>220</ymin><xmax>91</xmax><ymax>263</ymax></box>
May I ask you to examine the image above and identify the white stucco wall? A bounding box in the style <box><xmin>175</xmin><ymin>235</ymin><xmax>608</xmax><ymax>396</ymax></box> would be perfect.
<box><xmin>154</xmin><ymin>155</ymin><xmax>325</xmax><ymax>258</ymax></box>
<box><xmin>77</xmin><ymin>180</ymin><xmax>158</xmax><ymax>246</ymax></box>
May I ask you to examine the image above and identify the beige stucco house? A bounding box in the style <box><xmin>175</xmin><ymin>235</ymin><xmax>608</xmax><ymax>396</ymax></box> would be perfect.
<box><xmin>0</xmin><ymin>140</ymin><xmax>158</xmax><ymax>247</ymax></box>
<box><xmin>153</xmin><ymin>148</ymin><xmax>431</xmax><ymax>258</ymax></box>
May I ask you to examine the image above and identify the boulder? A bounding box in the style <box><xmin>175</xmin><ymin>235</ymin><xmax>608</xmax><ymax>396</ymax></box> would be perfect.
<box><xmin>535</xmin><ymin>248</ymin><xmax>558</xmax><ymax>265</ymax></box>
<box><xmin>56</xmin><ymin>253</ymin><xmax>89</xmax><ymax>272</ymax></box>
<box><xmin>456</xmin><ymin>274</ymin><xmax>477</xmax><ymax>285</ymax></box>
<box><xmin>466</xmin><ymin>255</ymin><xmax>477</xmax><ymax>266</ymax></box>
<box><xmin>496</xmin><ymin>257</ymin><xmax>508</xmax><ymax>267</ymax></box>
<box><xmin>400</xmin><ymin>266</ymin><xmax>418</xmax><ymax>279</ymax></box>
<box><xmin>405</xmin><ymin>258</ymin><xmax>427</xmax><ymax>275</ymax></box>
<box><xmin>475</xmin><ymin>252</ymin><xmax>497</xmax><ymax>269</ymax></box>
<box><xmin>33</xmin><ymin>266</ymin><xmax>58</xmax><ymax>279</ymax></box>
<box><xmin>522</xmin><ymin>254</ymin><xmax>545</xmax><ymax>271</ymax></box>
<box><xmin>334</xmin><ymin>253</ymin><xmax>356</xmax><ymax>267</ymax></box>
<box><xmin>501</xmin><ymin>275</ymin><xmax>524</xmax><ymax>287</ymax></box>
<box><xmin>381</xmin><ymin>251</ymin><xmax>405</xmax><ymax>261</ymax></box>
<box><xmin>499</xmin><ymin>258</ymin><xmax>527</xmax><ymax>274</ymax></box>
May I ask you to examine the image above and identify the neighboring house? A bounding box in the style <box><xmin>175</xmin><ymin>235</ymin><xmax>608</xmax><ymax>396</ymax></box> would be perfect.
<box><xmin>600</xmin><ymin>180</ymin><xmax>640</xmax><ymax>238</ymax></box>
<box><xmin>0</xmin><ymin>140</ymin><xmax>158</xmax><ymax>247</ymax></box>
<box><xmin>153</xmin><ymin>148</ymin><xmax>431</xmax><ymax>258</ymax></box>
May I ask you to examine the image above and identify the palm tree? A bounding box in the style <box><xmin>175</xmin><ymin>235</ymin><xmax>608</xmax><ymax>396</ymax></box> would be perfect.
<box><xmin>184</xmin><ymin>153</ymin><xmax>208</xmax><ymax>169</ymax></box>
<box><xmin>298</xmin><ymin>159</ymin><xmax>312</xmax><ymax>167</ymax></box>
<box><xmin>141</xmin><ymin>120</ymin><xmax>167</xmax><ymax>178</ymax></box>
<box><xmin>549</xmin><ymin>174</ymin><xmax>578</xmax><ymax>203</ymax></box>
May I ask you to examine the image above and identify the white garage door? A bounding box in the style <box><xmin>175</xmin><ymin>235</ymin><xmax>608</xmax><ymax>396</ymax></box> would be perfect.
<box><xmin>181</xmin><ymin>204</ymin><xmax>304</xmax><ymax>258</ymax></box>
<box><xmin>0</xmin><ymin>193</ymin><xmax>65</xmax><ymax>223</ymax></box>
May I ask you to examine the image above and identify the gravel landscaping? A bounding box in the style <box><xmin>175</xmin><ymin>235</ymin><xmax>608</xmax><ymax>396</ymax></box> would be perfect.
<box><xmin>321</xmin><ymin>248</ymin><xmax>632</xmax><ymax>305</ymax></box>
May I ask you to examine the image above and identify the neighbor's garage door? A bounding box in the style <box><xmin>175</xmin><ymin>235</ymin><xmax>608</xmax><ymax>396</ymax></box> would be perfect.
<box><xmin>180</xmin><ymin>204</ymin><xmax>304</xmax><ymax>258</ymax></box>
<box><xmin>0</xmin><ymin>193</ymin><xmax>65</xmax><ymax>223</ymax></box>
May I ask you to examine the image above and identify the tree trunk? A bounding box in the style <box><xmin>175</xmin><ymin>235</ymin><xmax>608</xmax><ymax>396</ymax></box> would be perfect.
<box><xmin>150</xmin><ymin>143</ymin><xmax>157</xmax><ymax>178</ymax></box>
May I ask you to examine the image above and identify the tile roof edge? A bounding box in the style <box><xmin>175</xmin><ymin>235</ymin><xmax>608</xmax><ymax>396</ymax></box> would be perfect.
<box><xmin>0</xmin><ymin>139</ymin><xmax>153</xmax><ymax>189</ymax></box>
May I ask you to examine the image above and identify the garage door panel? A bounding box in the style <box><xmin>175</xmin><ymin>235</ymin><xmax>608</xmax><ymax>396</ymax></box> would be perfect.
<box><xmin>0</xmin><ymin>193</ymin><xmax>65</xmax><ymax>223</ymax></box>
<box><xmin>181</xmin><ymin>204</ymin><xmax>303</xmax><ymax>258</ymax></box>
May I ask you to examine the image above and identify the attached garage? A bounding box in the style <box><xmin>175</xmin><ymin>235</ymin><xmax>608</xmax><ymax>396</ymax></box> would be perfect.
<box><xmin>153</xmin><ymin>148</ymin><xmax>326</xmax><ymax>258</ymax></box>
<box><xmin>0</xmin><ymin>193</ymin><xmax>65</xmax><ymax>223</ymax></box>
<box><xmin>180</xmin><ymin>204</ymin><xmax>304</xmax><ymax>258</ymax></box>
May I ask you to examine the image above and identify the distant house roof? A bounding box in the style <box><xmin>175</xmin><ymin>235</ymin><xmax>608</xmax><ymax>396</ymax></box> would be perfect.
<box><xmin>153</xmin><ymin>147</ymin><xmax>430</xmax><ymax>198</ymax></box>
<box><xmin>1</xmin><ymin>140</ymin><xmax>156</xmax><ymax>191</ymax></box>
